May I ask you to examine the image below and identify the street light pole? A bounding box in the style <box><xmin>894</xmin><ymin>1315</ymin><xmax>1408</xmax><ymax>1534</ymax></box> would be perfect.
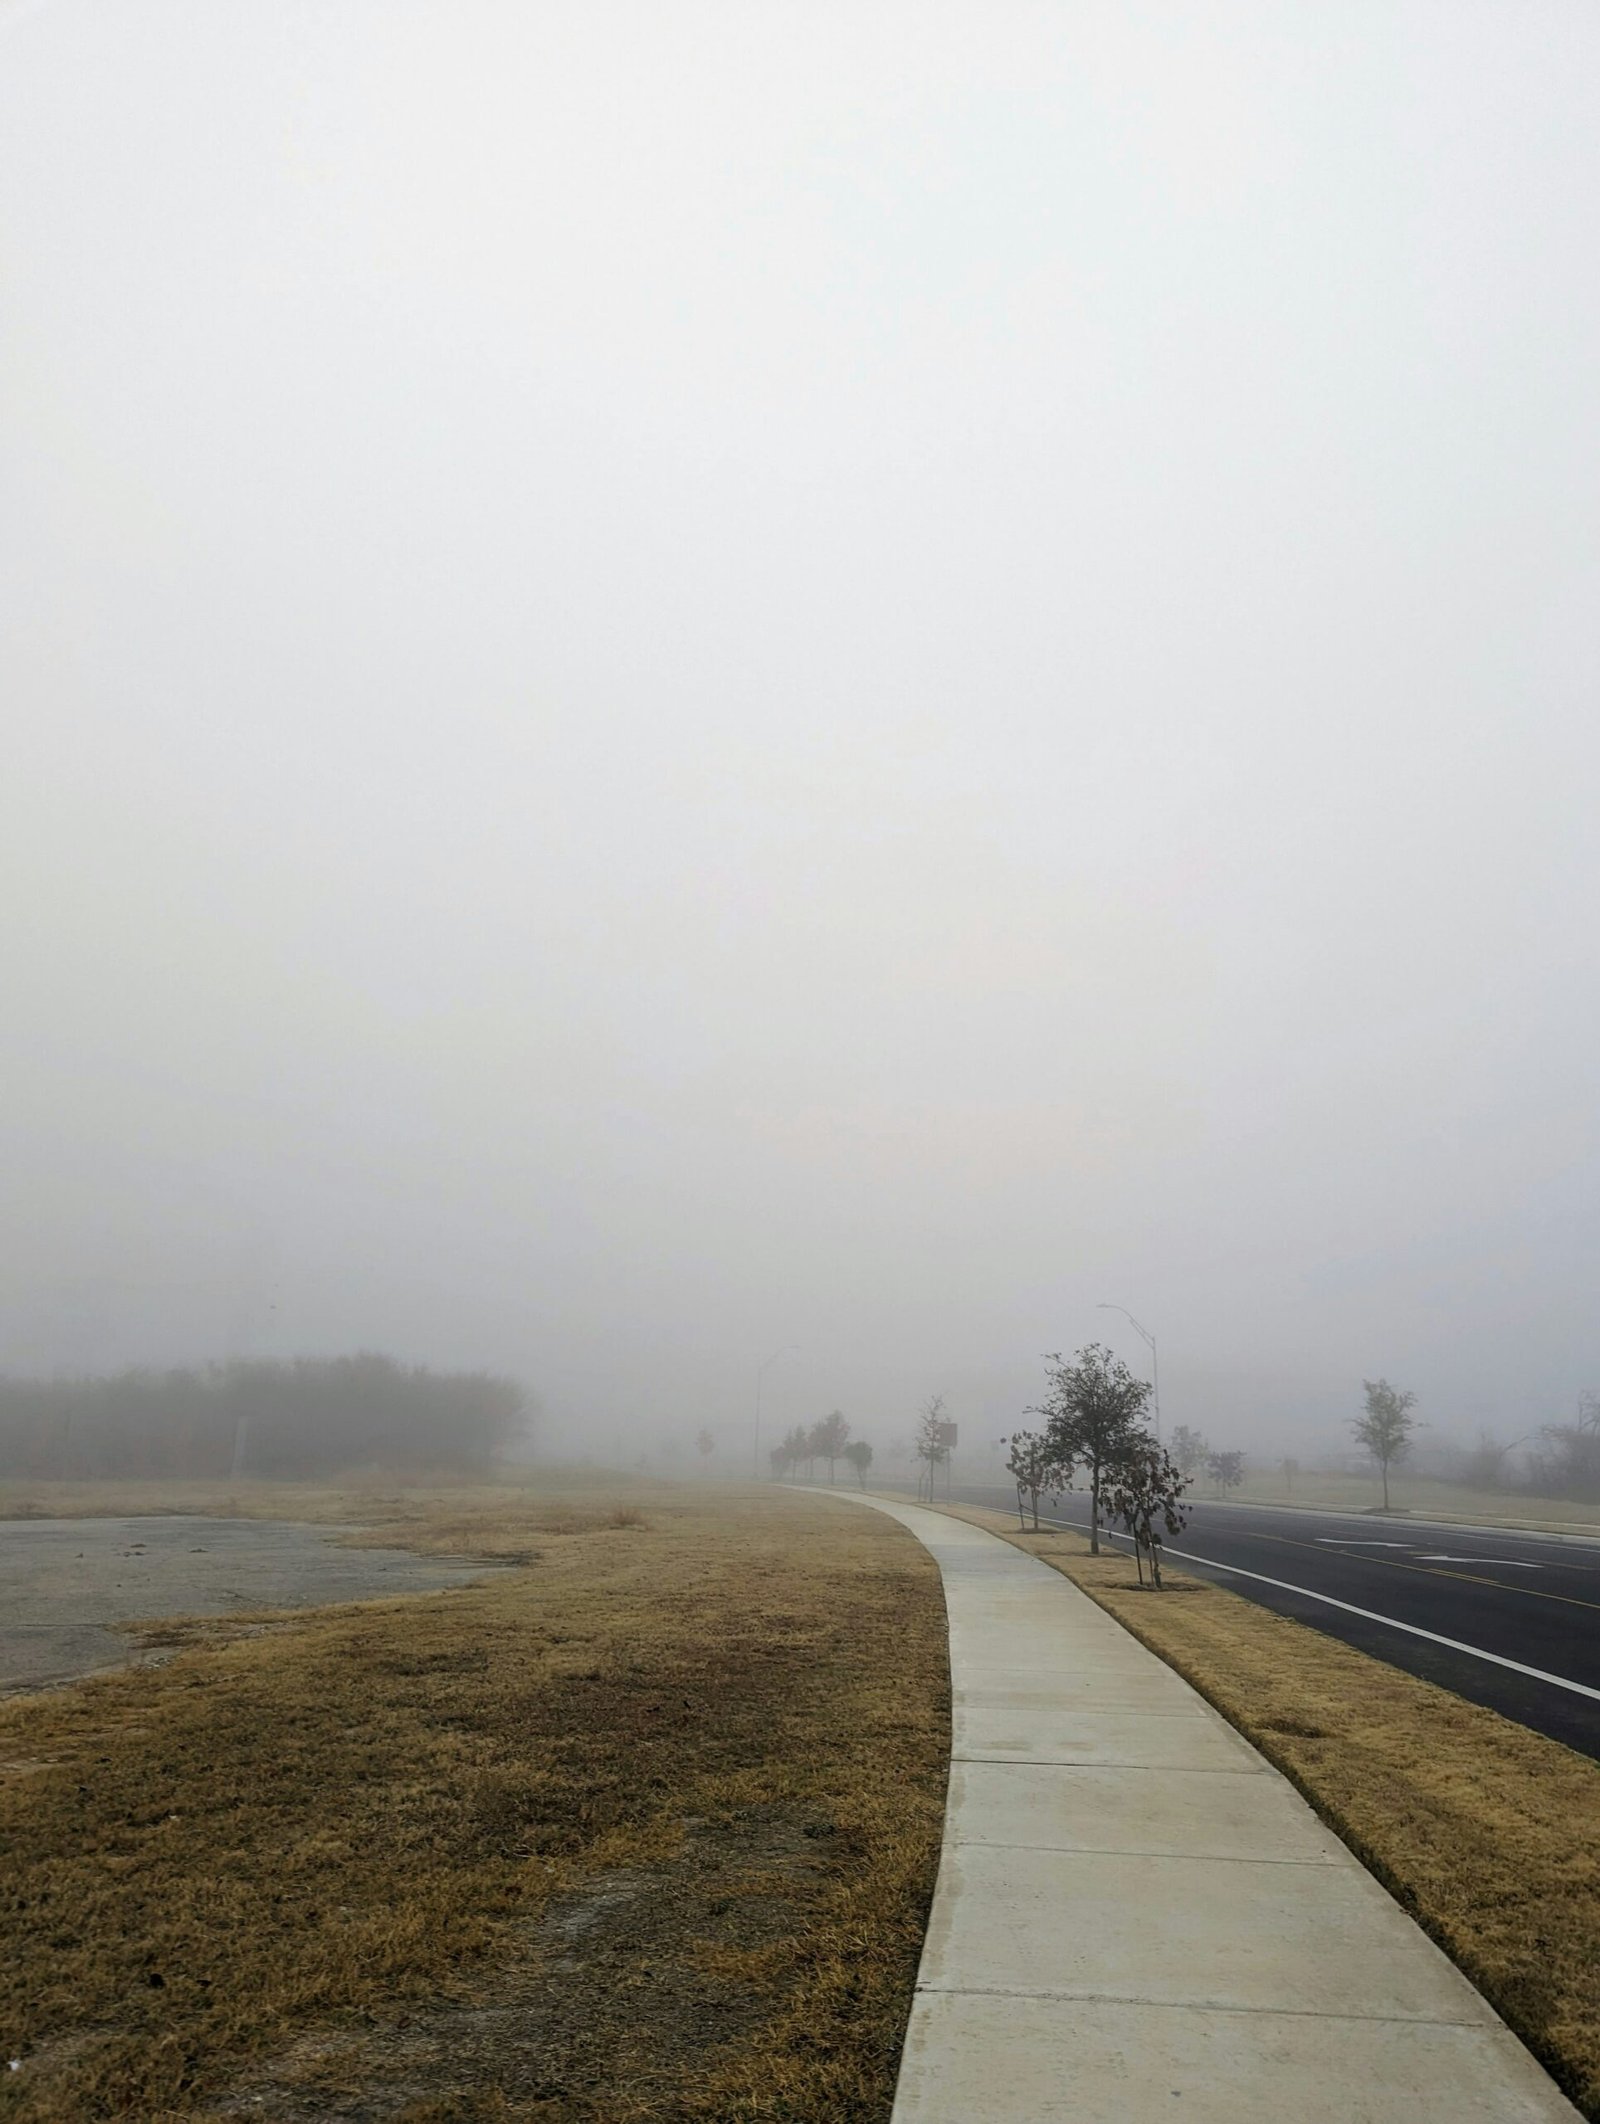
<box><xmin>753</xmin><ymin>1345</ymin><xmax>797</xmax><ymax>1479</ymax></box>
<box><xmin>1097</xmin><ymin>1303</ymin><xmax>1160</xmax><ymax>1441</ymax></box>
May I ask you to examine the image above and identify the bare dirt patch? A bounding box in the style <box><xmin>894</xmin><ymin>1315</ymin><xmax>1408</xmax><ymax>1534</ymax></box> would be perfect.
<box><xmin>0</xmin><ymin>1515</ymin><xmax>505</xmax><ymax>1693</ymax></box>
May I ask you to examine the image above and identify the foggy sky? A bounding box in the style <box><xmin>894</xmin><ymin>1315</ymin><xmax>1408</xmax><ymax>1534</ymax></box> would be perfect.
<box><xmin>3</xmin><ymin>1</ymin><xmax>1597</xmax><ymax>1460</ymax></box>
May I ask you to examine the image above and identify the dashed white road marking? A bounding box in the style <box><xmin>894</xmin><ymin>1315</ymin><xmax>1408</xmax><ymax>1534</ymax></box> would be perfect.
<box><xmin>1415</xmin><ymin>1554</ymin><xmax>1542</xmax><ymax>1567</ymax></box>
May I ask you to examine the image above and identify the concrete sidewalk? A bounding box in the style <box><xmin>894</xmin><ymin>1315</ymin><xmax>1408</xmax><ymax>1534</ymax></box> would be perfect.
<box><xmin>836</xmin><ymin>1494</ymin><xmax>1580</xmax><ymax>2123</ymax></box>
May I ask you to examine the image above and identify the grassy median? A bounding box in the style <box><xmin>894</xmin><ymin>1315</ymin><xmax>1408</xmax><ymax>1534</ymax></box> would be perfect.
<box><xmin>0</xmin><ymin>1483</ymin><xmax>948</xmax><ymax>2123</ymax></box>
<box><xmin>923</xmin><ymin>1496</ymin><xmax>1600</xmax><ymax>2120</ymax></box>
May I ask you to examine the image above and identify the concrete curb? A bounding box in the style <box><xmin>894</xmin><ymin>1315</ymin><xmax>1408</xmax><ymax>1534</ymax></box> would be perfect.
<box><xmin>820</xmin><ymin>1490</ymin><xmax>1581</xmax><ymax>2123</ymax></box>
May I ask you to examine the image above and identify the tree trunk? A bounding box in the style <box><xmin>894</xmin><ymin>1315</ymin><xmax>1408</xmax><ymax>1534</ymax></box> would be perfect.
<box><xmin>1089</xmin><ymin>1464</ymin><xmax>1100</xmax><ymax>1555</ymax></box>
<box><xmin>1381</xmin><ymin>1457</ymin><xmax>1390</xmax><ymax>1510</ymax></box>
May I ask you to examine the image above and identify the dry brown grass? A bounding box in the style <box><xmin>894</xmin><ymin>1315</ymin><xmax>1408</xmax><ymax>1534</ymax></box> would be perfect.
<box><xmin>921</xmin><ymin>1497</ymin><xmax>1600</xmax><ymax>2119</ymax></box>
<box><xmin>0</xmin><ymin>1485</ymin><xmax>948</xmax><ymax>2123</ymax></box>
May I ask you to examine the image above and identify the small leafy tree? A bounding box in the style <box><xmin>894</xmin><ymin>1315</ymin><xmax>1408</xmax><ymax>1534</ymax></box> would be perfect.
<box><xmin>1279</xmin><ymin>1455</ymin><xmax>1299</xmax><ymax>1495</ymax></box>
<box><xmin>768</xmin><ymin>1441</ymin><xmax>790</xmax><ymax>1480</ymax></box>
<box><xmin>1207</xmin><ymin>1448</ymin><xmax>1245</xmax><ymax>1497</ymax></box>
<box><xmin>1353</xmin><ymin>1379</ymin><xmax>1418</xmax><ymax>1511</ymax></box>
<box><xmin>781</xmin><ymin>1424</ymin><xmax>808</xmax><ymax>1481</ymax></box>
<box><xmin>695</xmin><ymin>1426</ymin><xmax>715</xmax><ymax>1463</ymax></box>
<box><xmin>1168</xmin><ymin>1424</ymin><xmax>1208</xmax><ymax>1478</ymax></box>
<box><xmin>843</xmin><ymin>1439</ymin><xmax>873</xmax><ymax>1488</ymax></box>
<box><xmin>1035</xmin><ymin>1345</ymin><xmax>1150</xmax><ymax>1554</ymax></box>
<box><xmin>812</xmin><ymin>1410</ymin><xmax>850</xmax><ymax>1483</ymax></box>
<box><xmin>1004</xmin><ymin>1428</ymin><xmax>1063</xmax><ymax>1530</ymax></box>
<box><xmin>1102</xmin><ymin>1436</ymin><xmax>1190</xmax><ymax>1589</ymax></box>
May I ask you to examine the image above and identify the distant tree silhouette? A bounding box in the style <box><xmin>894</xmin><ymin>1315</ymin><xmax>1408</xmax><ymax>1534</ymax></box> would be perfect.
<box><xmin>811</xmin><ymin>1411</ymin><xmax>850</xmax><ymax>1483</ymax></box>
<box><xmin>842</xmin><ymin>1439</ymin><xmax>873</xmax><ymax>1488</ymax></box>
<box><xmin>0</xmin><ymin>1355</ymin><xmax>530</xmax><ymax>1481</ymax></box>
<box><xmin>1207</xmin><ymin>1448</ymin><xmax>1246</xmax><ymax>1497</ymax></box>
<box><xmin>1168</xmin><ymin>1424</ymin><xmax>1208</xmax><ymax>1478</ymax></box>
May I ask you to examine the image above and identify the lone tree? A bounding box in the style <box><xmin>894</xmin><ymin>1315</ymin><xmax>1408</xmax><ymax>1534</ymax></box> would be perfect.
<box><xmin>1102</xmin><ymin>1436</ymin><xmax>1190</xmax><ymax>1590</ymax></box>
<box><xmin>1035</xmin><ymin>1345</ymin><xmax>1151</xmax><ymax>1555</ymax></box>
<box><xmin>1005</xmin><ymin>1428</ymin><xmax>1063</xmax><ymax>1531</ymax></box>
<box><xmin>781</xmin><ymin>1424</ymin><xmax>808</xmax><ymax>1481</ymax></box>
<box><xmin>915</xmin><ymin>1394</ymin><xmax>952</xmax><ymax>1501</ymax></box>
<box><xmin>1207</xmin><ymin>1448</ymin><xmax>1245</xmax><ymax>1497</ymax></box>
<box><xmin>1168</xmin><ymin>1424</ymin><xmax>1209</xmax><ymax>1478</ymax></box>
<box><xmin>695</xmin><ymin>1426</ymin><xmax>715</xmax><ymax>1463</ymax></box>
<box><xmin>812</xmin><ymin>1410</ymin><xmax>850</xmax><ymax>1484</ymax></box>
<box><xmin>1353</xmin><ymin>1378</ymin><xmax>1419</xmax><ymax>1511</ymax></box>
<box><xmin>843</xmin><ymin>1439</ymin><xmax>874</xmax><ymax>1488</ymax></box>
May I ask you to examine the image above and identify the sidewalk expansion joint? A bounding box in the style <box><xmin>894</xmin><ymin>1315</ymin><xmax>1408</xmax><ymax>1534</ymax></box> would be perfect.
<box><xmin>944</xmin><ymin>1838</ymin><xmax>1341</xmax><ymax>1865</ymax></box>
<box><xmin>952</xmin><ymin>1750</ymin><xmax>1267</xmax><ymax>1772</ymax></box>
<box><xmin>911</xmin><ymin>1982</ymin><xmax>1493</xmax><ymax>2029</ymax></box>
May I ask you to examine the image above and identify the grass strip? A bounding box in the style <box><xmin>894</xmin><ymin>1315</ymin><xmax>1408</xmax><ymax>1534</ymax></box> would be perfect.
<box><xmin>904</xmin><ymin>1494</ymin><xmax>1600</xmax><ymax>2120</ymax></box>
<box><xmin>0</xmin><ymin>1484</ymin><xmax>948</xmax><ymax>2122</ymax></box>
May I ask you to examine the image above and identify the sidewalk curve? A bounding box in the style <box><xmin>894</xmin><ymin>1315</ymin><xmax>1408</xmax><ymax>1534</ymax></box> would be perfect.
<box><xmin>830</xmin><ymin>1493</ymin><xmax>1580</xmax><ymax>2124</ymax></box>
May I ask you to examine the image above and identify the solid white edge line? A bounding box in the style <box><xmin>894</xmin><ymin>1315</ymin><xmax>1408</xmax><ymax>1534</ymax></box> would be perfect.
<box><xmin>1042</xmin><ymin>1517</ymin><xmax>1600</xmax><ymax>1707</ymax></box>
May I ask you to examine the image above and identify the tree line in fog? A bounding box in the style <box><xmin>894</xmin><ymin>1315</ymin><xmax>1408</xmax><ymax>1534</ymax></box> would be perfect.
<box><xmin>770</xmin><ymin>1411</ymin><xmax>874</xmax><ymax>1485</ymax></box>
<box><xmin>0</xmin><ymin>1354</ymin><xmax>530</xmax><ymax>1480</ymax></box>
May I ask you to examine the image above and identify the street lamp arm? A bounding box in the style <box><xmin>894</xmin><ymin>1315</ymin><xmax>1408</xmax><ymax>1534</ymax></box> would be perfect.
<box><xmin>1096</xmin><ymin>1302</ymin><xmax>1161</xmax><ymax>1443</ymax></box>
<box><xmin>1097</xmin><ymin>1301</ymin><xmax>1154</xmax><ymax>1351</ymax></box>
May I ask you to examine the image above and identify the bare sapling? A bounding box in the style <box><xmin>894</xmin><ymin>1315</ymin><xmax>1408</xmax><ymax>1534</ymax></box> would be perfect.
<box><xmin>915</xmin><ymin>1394</ymin><xmax>951</xmax><ymax>1502</ymax></box>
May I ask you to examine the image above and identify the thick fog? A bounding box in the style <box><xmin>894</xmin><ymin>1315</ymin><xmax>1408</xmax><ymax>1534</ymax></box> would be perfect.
<box><xmin>3</xmin><ymin>3</ymin><xmax>1596</xmax><ymax>1463</ymax></box>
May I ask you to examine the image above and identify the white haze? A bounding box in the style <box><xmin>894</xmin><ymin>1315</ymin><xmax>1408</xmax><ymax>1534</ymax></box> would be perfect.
<box><xmin>2</xmin><ymin>2</ymin><xmax>1597</xmax><ymax>1462</ymax></box>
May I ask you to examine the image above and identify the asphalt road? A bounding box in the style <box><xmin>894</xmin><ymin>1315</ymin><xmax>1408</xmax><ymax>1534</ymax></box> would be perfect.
<box><xmin>947</xmin><ymin>1483</ymin><xmax>1600</xmax><ymax>1760</ymax></box>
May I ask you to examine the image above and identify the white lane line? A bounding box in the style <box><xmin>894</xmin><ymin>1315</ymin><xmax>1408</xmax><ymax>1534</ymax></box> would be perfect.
<box><xmin>1042</xmin><ymin>1517</ymin><xmax>1600</xmax><ymax>1706</ymax></box>
<box><xmin>1314</xmin><ymin>1539</ymin><xmax>1416</xmax><ymax>1547</ymax></box>
<box><xmin>1414</xmin><ymin>1554</ymin><xmax>1542</xmax><ymax>1568</ymax></box>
